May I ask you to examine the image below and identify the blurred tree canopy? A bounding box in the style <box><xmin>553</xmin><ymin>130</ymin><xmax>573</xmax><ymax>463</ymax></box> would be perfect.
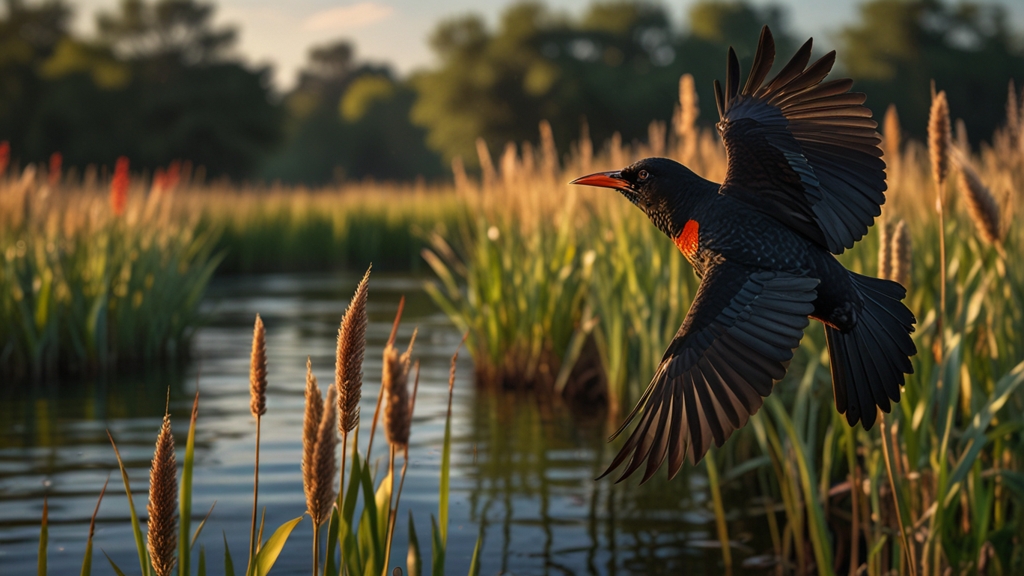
<box><xmin>839</xmin><ymin>0</ymin><xmax>1024</xmax><ymax>143</ymax></box>
<box><xmin>411</xmin><ymin>0</ymin><xmax>793</xmax><ymax>167</ymax></box>
<box><xmin>0</xmin><ymin>0</ymin><xmax>1021</xmax><ymax>181</ymax></box>
<box><xmin>261</xmin><ymin>41</ymin><xmax>444</xmax><ymax>184</ymax></box>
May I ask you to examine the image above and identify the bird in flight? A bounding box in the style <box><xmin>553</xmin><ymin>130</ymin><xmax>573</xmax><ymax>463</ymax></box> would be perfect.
<box><xmin>571</xmin><ymin>26</ymin><xmax>916</xmax><ymax>484</ymax></box>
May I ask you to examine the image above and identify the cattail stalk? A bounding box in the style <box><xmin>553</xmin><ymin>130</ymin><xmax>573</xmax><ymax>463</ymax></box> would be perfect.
<box><xmin>877</xmin><ymin>221</ymin><xmax>892</xmax><ymax>280</ymax></box>
<box><xmin>302</xmin><ymin>358</ymin><xmax>323</xmax><ymax>525</ymax></box>
<box><xmin>539</xmin><ymin>120</ymin><xmax>558</xmax><ymax>179</ymax></box>
<box><xmin>955</xmin><ymin>152</ymin><xmax>1003</xmax><ymax>248</ymax></box>
<box><xmin>891</xmin><ymin>220</ymin><xmax>912</xmax><ymax>289</ymax></box>
<box><xmin>148</xmin><ymin>412</ymin><xmax>178</xmax><ymax>576</ymax></box>
<box><xmin>883</xmin><ymin>104</ymin><xmax>901</xmax><ymax>179</ymax></box>
<box><xmin>476</xmin><ymin>138</ymin><xmax>496</xmax><ymax>190</ymax></box>
<box><xmin>928</xmin><ymin>87</ymin><xmax>950</xmax><ymax>359</ymax></box>
<box><xmin>336</xmin><ymin>267</ymin><xmax>369</xmax><ymax>532</ymax></box>
<box><xmin>247</xmin><ymin>315</ymin><xmax>267</xmax><ymax>575</ymax></box>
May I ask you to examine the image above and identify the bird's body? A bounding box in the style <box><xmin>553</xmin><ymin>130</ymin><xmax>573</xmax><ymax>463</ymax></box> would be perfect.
<box><xmin>572</xmin><ymin>26</ymin><xmax>916</xmax><ymax>483</ymax></box>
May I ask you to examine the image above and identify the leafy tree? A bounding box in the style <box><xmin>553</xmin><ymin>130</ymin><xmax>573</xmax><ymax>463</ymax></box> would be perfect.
<box><xmin>840</xmin><ymin>0</ymin><xmax>1024</xmax><ymax>142</ymax></box>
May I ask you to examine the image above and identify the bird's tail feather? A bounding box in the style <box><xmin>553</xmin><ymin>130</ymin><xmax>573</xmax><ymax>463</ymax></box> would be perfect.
<box><xmin>825</xmin><ymin>273</ymin><xmax>916</xmax><ymax>429</ymax></box>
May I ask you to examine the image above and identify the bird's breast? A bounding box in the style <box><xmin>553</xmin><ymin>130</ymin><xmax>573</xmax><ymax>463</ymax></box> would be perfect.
<box><xmin>674</xmin><ymin>219</ymin><xmax>700</xmax><ymax>263</ymax></box>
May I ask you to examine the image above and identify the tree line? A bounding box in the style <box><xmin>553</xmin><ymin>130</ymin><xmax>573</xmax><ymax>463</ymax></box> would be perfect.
<box><xmin>0</xmin><ymin>0</ymin><xmax>1021</xmax><ymax>183</ymax></box>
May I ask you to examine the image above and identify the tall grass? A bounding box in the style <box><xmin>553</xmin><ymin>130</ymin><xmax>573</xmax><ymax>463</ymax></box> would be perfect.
<box><xmin>0</xmin><ymin>168</ymin><xmax>221</xmax><ymax>380</ymax></box>
<box><xmin>424</xmin><ymin>79</ymin><xmax>1024</xmax><ymax>573</ymax></box>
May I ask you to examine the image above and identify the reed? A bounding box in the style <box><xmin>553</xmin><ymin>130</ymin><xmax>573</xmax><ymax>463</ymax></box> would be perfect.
<box><xmin>247</xmin><ymin>315</ymin><xmax>267</xmax><ymax>576</ymax></box>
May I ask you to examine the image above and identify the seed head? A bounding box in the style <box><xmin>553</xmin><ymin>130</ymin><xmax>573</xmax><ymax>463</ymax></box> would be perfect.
<box><xmin>956</xmin><ymin>157</ymin><xmax>1002</xmax><ymax>245</ymax></box>
<box><xmin>928</xmin><ymin>89</ymin><xmax>951</xmax><ymax>186</ymax></box>
<box><xmin>891</xmin><ymin>220</ymin><xmax>912</xmax><ymax>289</ymax></box>
<box><xmin>249</xmin><ymin>314</ymin><xmax>267</xmax><ymax>418</ymax></box>
<box><xmin>337</xmin><ymin>267</ymin><xmax>369</xmax><ymax>435</ymax></box>
<box><xmin>302</xmin><ymin>357</ymin><xmax>323</xmax><ymax>513</ymax></box>
<box><xmin>147</xmin><ymin>413</ymin><xmax>178</xmax><ymax>576</ymax></box>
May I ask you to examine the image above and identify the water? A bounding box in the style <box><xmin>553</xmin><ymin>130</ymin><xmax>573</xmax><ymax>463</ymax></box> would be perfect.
<box><xmin>0</xmin><ymin>273</ymin><xmax>774</xmax><ymax>575</ymax></box>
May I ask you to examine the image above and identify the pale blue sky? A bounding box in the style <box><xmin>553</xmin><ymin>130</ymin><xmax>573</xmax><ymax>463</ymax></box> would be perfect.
<box><xmin>67</xmin><ymin>0</ymin><xmax>1024</xmax><ymax>90</ymax></box>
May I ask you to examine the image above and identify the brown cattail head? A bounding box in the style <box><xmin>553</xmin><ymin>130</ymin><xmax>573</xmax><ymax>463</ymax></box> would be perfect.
<box><xmin>883</xmin><ymin>104</ymin><xmax>901</xmax><ymax>162</ymax></box>
<box><xmin>891</xmin><ymin>219</ymin><xmax>912</xmax><ymax>289</ymax></box>
<box><xmin>451</xmin><ymin>156</ymin><xmax>470</xmax><ymax>192</ymax></box>
<box><xmin>539</xmin><ymin>120</ymin><xmax>558</xmax><ymax>177</ymax></box>
<box><xmin>476</xmin><ymin>138</ymin><xmax>496</xmax><ymax>189</ymax></box>
<box><xmin>302</xmin><ymin>357</ymin><xmax>323</xmax><ymax>512</ymax></box>
<box><xmin>928</xmin><ymin>89</ymin><xmax>951</xmax><ymax>186</ymax></box>
<box><xmin>310</xmin><ymin>387</ymin><xmax>338</xmax><ymax>526</ymax></box>
<box><xmin>147</xmin><ymin>413</ymin><xmax>178</xmax><ymax>576</ymax></box>
<box><xmin>955</xmin><ymin>155</ymin><xmax>1002</xmax><ymax>245</ymax></box>
<box><xmin>337</xmin><ymin>267</ymin><xmax>369</xmax><ymax>436</ymax></box>
<box><xmin>383</xmin><ymin>333</ymin><xmax>416</xmax><ymax>451</ymax></box>
<box><xmin>249</xmin><ymin>314</ymin><xmax>267</xmax><ymax>418</ymax></box>
<box><xmin>877</xmin><ymin>221</ymin><xmax>892</xmax><ymax>280</ymax></box>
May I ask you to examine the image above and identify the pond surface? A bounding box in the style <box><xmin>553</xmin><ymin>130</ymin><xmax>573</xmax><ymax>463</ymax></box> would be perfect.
<box><xmin>0</xmin><ymin>273</ymin><xmax>774</xmax><ymax>575</ymax></box>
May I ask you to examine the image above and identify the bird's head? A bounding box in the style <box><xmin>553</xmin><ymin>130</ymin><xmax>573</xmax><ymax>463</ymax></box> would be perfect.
<box><xmin>571</xmin><ymin>157</ymin><xmax>707</xmax><ymax>237</ymax></box>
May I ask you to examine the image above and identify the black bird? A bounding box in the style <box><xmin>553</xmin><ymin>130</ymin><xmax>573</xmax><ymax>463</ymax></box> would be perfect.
<box><xmin>572</xmin><ymin>26</ymin><xmax>916</xmax><ymax>484</ymax></box>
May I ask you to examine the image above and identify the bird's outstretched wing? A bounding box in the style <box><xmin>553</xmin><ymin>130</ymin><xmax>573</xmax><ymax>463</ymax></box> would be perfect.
<box><xmin>600</xmin><ymin>261</ymin><xmax>818</xmax><ymax>484</ymax></box>
<box><xmin>714</xmin><ymin>26</ymin><xmax>886</xmax><ymax>254</ymax></box>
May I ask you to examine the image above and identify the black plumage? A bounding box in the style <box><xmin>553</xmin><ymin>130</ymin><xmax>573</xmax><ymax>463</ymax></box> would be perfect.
<box><xmin>572</xmin><ymin>26</ymin><xmax>917</xmax><ymax>483</ymax></box>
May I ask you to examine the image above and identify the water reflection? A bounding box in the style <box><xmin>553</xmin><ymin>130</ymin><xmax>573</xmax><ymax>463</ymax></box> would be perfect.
<box><xmin>0</xmin><ymin>273</ymin><xmax>773</xmax><ymax>575</ymax></box>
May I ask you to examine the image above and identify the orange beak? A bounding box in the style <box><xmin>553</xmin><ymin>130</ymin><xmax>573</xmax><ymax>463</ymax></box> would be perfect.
<box><xmin>570</xmin><ymin>171</ymin><xmax>629</xmax><ymax>190</ymax></box>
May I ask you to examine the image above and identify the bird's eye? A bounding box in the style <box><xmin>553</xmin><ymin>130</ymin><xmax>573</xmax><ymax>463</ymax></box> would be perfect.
<box><xmin>637</xmin><ymin>170</ymin><xmax>649</xmax><ymax>182</ymax></box>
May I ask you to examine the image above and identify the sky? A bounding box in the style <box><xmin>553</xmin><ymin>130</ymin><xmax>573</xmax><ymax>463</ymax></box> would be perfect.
<box><xmin>68</xmin><ymin>0</ymin><xmax>1024</xmax><ymax>91</ymax></box>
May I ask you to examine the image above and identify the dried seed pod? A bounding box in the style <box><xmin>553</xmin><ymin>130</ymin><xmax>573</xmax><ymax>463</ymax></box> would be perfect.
<box><xmin>249</xmin><ymin>314</ymin><xmax>267</xmax><ymax>418</ymax></box>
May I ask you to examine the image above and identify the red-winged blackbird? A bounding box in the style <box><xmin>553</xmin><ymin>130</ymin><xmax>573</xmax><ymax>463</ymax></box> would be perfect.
<box><xmin>572</xmin><ymin>26</ymin><xmax>916</xmax><ymax>484</ymax></box>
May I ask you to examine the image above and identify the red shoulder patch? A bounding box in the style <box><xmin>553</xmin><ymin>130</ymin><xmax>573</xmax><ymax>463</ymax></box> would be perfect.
<box><xmin>674</xmin><ymin>219</ymin><xmax>699</xmax><ymax>260</ymax></box>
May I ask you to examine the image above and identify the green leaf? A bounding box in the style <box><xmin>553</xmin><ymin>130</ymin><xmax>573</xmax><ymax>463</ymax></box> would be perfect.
<box><xmin>325</xmin><ymin>506</ymin><xmax>340</xmax><ymax>576</ymax></box>
<box><xmin>197</xmin><ymin>546</ymin><xmax>206</xmax><ymax>576</ymax></box>
<box><xmin>38</xmin><ymin>497</ymin><xmax>47</xmax><ymax>576</ymax></box>
<box><xmin>223</xmin><ymin>532</ymin><xmax>235</xmax><ymax>576</ymax></box>
<box><xmin>429</xmin><ymin>515</ymin><xmax>444</xmax><ymax>576</ymax></box>
<box><xmin>108</xmin><ymin>431</ymin><xmax>149</xmax><ymax>576</ymax></box>
<box><xmin>103</xmin><ymin>551</ymin><xmax>128</xmax><ymax>576</ymax></box>
<box><xmin>81</xmin><ymin>475</ymin><xmax>110</xmax><ymax>576</ymax></box>
<box><xmin>466</xmin><ymin>533</ymin><xmax>483</xmax><ymax>576</ymax></box>
<box><xmin>254</xmin><ymin>516</ymin><xmax>303</xmax><ymax>576</ymax></box>
<box><xmin>407</xmin><ymin>511</ymin><xmax>421</xmax><ymax>576</ymax></box>
<box><xmin>179</xmin><ymin>392</ymin><xmax>200</xmax><ymax>576</ymax></box>
<box><xmin>949</xmin><ymin>360</ymin><xmax>1024</xmax><ymax>488</ymax></box>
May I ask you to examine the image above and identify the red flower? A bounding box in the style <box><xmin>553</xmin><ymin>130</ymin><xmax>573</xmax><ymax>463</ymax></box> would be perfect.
<box><xmin>111</xmin><ymin>156</ymin><xmax>130</xmax><ymax>216</ymax></box>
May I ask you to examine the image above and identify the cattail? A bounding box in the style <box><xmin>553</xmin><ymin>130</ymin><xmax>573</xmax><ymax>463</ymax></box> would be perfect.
<box><xmin>111</xmin><ymin>156</ymin><xmax>130</xmax><ymax>216</ymax></box>
<box><xmin>956</xmin><ymin>157</ymin><xmax>1002</xmax><ymax>245</ymax></box>
<box><xmin>249</xmin><ymin>314</ymin><xmax>267</xmax><ymax>418</ymax></box>
<box><xmin>877</xmin><ymin>221</ymin><xmax>892</xmax><ymax>280</ymax></box>
<box><xmin>928</xmin><ymin>89</ymin><xmax>951</xmax><ymax>187</ymax></box>
<box><xmin>147</xmin><ymin>413</ymin><xmax>178</xmax><ymax>576</ymax></box>
<box><xmin>310</xmin><ymin>387</ymin><xmax>338</xmax><ymax>526</ymax></box>
<box><xmin>677</xmin><ymin>74</ymin><xmax>699</xmax><ymax>163</ymax></box>
<box><xmin>648</xmin><ymin>120</ymin><xmax>666</xmax><ymax>157</ymax></box>
<box><xmin>383</xmin><ymin>334</ymin><xmax>416</xmax><ymax>451</ymax></box>
<box><xmin>610</xmin><ymin>132</ymin><xmax>624</xmax><ymax>169</ymax></box>
<box><xmin>0</xmin><ymin>141</ymin><xmax>9</xmax><ymax>178</ymax></box>
<box><xmin>891</xmin><ymin>220</ymin><xmax>912</xmax><ymax>289</ymax></box>
<box><xmin>883</xmin><ymin>104</ymin><xmax>901</xmax><ymax>166</ymax></box>
<box><xmin>451</xmin><ymin>156</ymin><xmax>470</xmax><ymax>192</ymax></box>
<box><xmin>337</xmin><ymin>267</ymin><xmax>369</xmax><ymax>435</ymax></box>
<box><xmin>539</xmin><ymin>120</ymin><xmax>558</xmax><ymax>177</ymax></box>
<box><xmin>47</xmin><ymin>153</ymin><xmax>61</xmax><ymax>187</ymax></box>
<box><xmin>476</xmin><ymin>138</ymin><xmax>496</xmax><ymax>190</ymax></box>
<box><xmin>302</xmin><ymin>357</ymin><xmax>323</xmax><ymax>514</ymax></box>
<box><xmin>500</xmin><ymin>142</ymin><xmax>518</xmax><ymax>188</ymax></box>
<box><xmin>578</xmin><ymin>121</ymin><xmax>593</xmax><ymax>174</ymax></box>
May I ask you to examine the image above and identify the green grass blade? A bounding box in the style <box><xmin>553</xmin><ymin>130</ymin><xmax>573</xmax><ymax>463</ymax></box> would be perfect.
<box><xmin>179</xmin><ymin>391</ymin><xmax>200</xmax><ymax>576</ymax></box>
<box><xmin>407</xmin><ymin>511</ymin><xmax>421</xmax><ymax>576</ymax></box>
<box><xmin>191</xmin><ymin>502</ymin><xmax>217</xmax><ymax>550</ymax></box>
<box><xmin>429</xmin><ymin>515</ymin><xmax>444</xmax><ymax>576</ymax></box>
<box><xmin>704</xmin><ymin>451</ymin><xmax>732</xmax><ymax>571</ymax></box>
<box><xmin>254</xmin><ymin>516</ymin><xmax>303</xmax><ymax>576</ymax></box>
<box><xmin>81</xmin><ymin>474</ymin><xmax>110</xmax><ymax>576</ymax></box>
<box><xmin>108</xmin><ymin>430</ymin><xmax>150</xmax><ymax>576</ymax></box>
<box><xmin>223</xmin><ymin>532</ymin><xmax>235</xmax><ymax>576</ymax></box>
<box><xmin>38</xmin><ymin>497</ymin><xmax>47</xmax><ymax>576</ymax></box>
<box><xmin>103</xmin><ymin>551</ymin><xmax>128</xmax><ymax>576</ymax></box>
<box><xmin>198</xmin><ymin>546</ymin><xmax>207</xmax><ymax>576</ymax></box>
<box><xmin>325</xmin><ymin>506</ymin><xmax>340</xmax><ymax>576</ymax></box>
<box><xmin>466</xmin><ymin>532</ymin><xmax>482</xmax><ymax>576</ymax></box>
